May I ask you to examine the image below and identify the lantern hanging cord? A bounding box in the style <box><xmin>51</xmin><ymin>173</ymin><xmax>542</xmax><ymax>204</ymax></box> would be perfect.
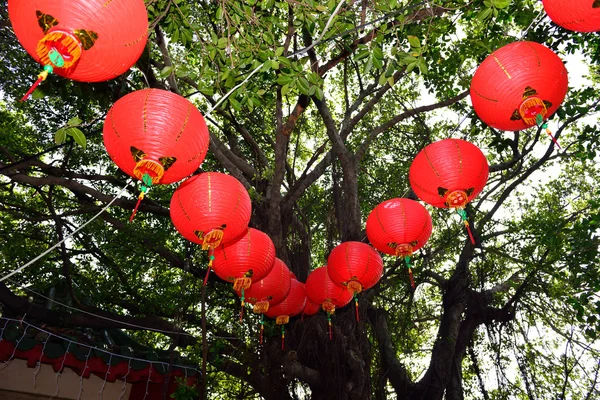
<box><xmin>535</xmin><ymin>114</ymin><xmax>561</xmax><ymax>149</ymax></box>
<box><xmin>354</xmin><ymin>293</ymin><xmax>359</xmax><ymax>322</ymax></box>
<box><xmin>259</xmin><ymin>314</ymin><xmax>264</xmax><ymax>345</ymax></box>
<box><xmin>129</xmin><ymin>173</ymin><xmax>153</xmax><ymax>222</ymax></box>
<box><xmin>20</xmin><ymin>65</ymin><xmax>54</xmax><ymax>102</ymax></box>
<box><xmin>456</xmin><ymin>208</ymin><xmax>475</xmax><ymax>245</ymax></box>
<box><xmin>0</xmin><ymin>179</ymin><xmax>133</xmax><ymax>283</ymax></box>
<box><xmin>405</xmin><ymin>256</ymin><xmax>416</xmax><ymax>289</ymax></box>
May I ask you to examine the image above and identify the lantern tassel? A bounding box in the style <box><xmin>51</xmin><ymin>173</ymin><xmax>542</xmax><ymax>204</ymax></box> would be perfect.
<box><xmin>281</xmin><ymin>325</ymin><xmax>285</xmax><ymax>351</ymax></box>
<box><xmin>239</xmin><ymin>287</ymin><xmax>245</xmax><ymax>322</ymax></box>
<box><xmin>20</xmin><ymin>66</ymin><xmax>53</xmax><ymax>102</ymax></box>
<box><xmin>354</xmin><ymin>294</ymin><xmax>359</xmax><ymax>322</ymax></box>
<box><xmin>464</xmin><ymin>221</ymin><xmax>475</xmax><ymax>245</ymax></box>
<box><xmin>456</xmin><ymin>208</ymin><xmax>475</xmax><ymax>245</ymax></box>
<box><xmin>327</xmin><ymin>312</ymin><xmax>332</xmax><ymax>341</ymax></box>
<box><xmin>259</xmin><ymin>314</ymin><xmax>264</xmax><ymax>345</ymax></box>
<box><xmin>544</xmin><ymin>126</ymin><xmax>561</xmax><ymax>149</ymax></box>
<box><xmin>537</xmin><ymin>114</ymin><xmax>561</xmax><ymax>149</ymax></box>
<box><xmin>129</xmin><ymin>192</ymin><xmax>145</xmax><ymax>222</ymax></box>
<box><xmin>405</xmin><ymin>256</ymin><xmax>415</xmax><ymax>289</ymax></box>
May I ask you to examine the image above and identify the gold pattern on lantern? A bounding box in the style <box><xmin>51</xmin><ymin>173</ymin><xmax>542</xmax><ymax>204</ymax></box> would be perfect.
<box><xmin>394</xmin><ymin>243</ymin><xmax>413</xmax><ymax>258</ymax></box>
<box><xmin>445</xmin><ymin>190</ymin><xmax>469</xmax><ymax>209</ymax></box>
<box><xmin>347</xmin><ymin>280</ymin><xmax>363</xmax><ymax>295</ymax></box>
<box><xmin>253</xmin><ymin>300</ymin><xmax>269</xmax><ymax>314</ymax></box>
<box><xmin>36</xmin><ymin>31</ymin><xmax>82</xmax><ymax>69</ymax></box>
<box><xmin>322</xmin><ymin>300</ymin><xmax>335</xmax><ymax>314</ymax></box>
<box><xmin>519</xmin><ymin>97</ymin><xmax>547</xmax><ymax>126</ymax></box>
<box><xmin>133</xmin><ymin>159</ymin><xmax>164</xmax><ymax>184</ymax></box>
<box><xmin>276</xmin><ymin>315</ymin><xmax>290</xmax><ymax>325</ymax></box>
<box><xmin>233</xmin><ymin>277</ymin><xmax>252</xmax><ymax>291</ymax></box>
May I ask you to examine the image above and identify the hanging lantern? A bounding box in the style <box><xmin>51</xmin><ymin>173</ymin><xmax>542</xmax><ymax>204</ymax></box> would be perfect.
<box><xmin>409</xmin><ymin>139</ymin><xmax>488</xmax><ymax>245</ymax></box>
<box><xmin>8</xmin><ymin>0</ymin><xmax>148</xmax><ymax>100</ymax></box>
<box><xmin>170</xmin><ymin>172</ymin><xmax>252</xmax><ymax>281</ymax></box>
<box><xmin>265</xmin><ymin>279</ymin><xmax>306</xmax><ymax>350</ymax></box>
<box><xmin>305</xmin><ymin>266</ymin><xmax>353</xmax><ymax>340</ymax></box>
<box><xmin>366</xmin><ymin>198</ymin><xmax>432</xmax><ymax>289</ymax></box>
<box><xmin>470</xmin><ymin>41</ymin><xmax>568</xmax><ymax>146</ymax></box>
<box><xmin>327</xmin><ymin>242</ymin><xmax>383</xmax><ymax>321</ymax></box>
<box><xmin>237</xmin><ymin>258</ymin><xmax>292</xmax><ymax>321</ymax></box>
<box><xmin>542</xmin><ymin>0</ymin><xmax>600</xmax><ymax>32</ymax></box>
<box><xmin>212</xmin><ymin>228</ymin><xmax>276</xmax><ymax>317</ymax></box>
<box><xmin>103</xmin><ymin>89</ymin><xmax>210</xmax><ymax>221</ymax></box>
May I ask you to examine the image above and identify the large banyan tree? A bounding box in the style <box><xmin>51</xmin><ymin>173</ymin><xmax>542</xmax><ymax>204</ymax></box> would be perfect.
<box><xmin>1</xmin><ymin>0</ymin><xmax>599</xmax><ymax>399</ymax></box>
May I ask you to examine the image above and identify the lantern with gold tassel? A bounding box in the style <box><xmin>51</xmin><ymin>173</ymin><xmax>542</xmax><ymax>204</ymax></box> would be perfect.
<box><xmin>8</xmin><ymin>0</ymin><xmax>148</xmax><ymax>101</ymax></box>
<box><xmin>265</xmin><ymin>279</ymin><xmax>306</xmax><ymax>350</ymax></box>
<box><xmin>366</xmin><ymin>198</ymin><xmax>432</xmax><ymax>288</ymax></box>
<box><xmin>409</xmin><ymin>139</ymin><xmax>488</xmax><ymax>245</ymax></box>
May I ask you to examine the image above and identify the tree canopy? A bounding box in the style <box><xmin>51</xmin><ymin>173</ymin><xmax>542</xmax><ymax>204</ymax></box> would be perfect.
<box><xmin>1</xmin><ymin>0</ymin><xmax>599</xmax><ymax>399</ymax></box>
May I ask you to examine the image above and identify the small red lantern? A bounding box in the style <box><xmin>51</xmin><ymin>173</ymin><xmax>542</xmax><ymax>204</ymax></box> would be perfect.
<box><xmin>238</xmin><ymin>258</ymin><xmax>292</xmax><ymax>316</ymax></box>
<box><xmin>366</xmin><ymin>198</ymin><xmax>432</xmax><ymax>288</ymax></box>
<box><xmin>327</xmin><ymin>242</ymin><xmax>383</xmax><ymax>321</ymax></box>
<box><xmin>8</xmin><ymin>0</ymin><xmax>148</xmax><ymax>100</ymax></box>
<box><xmin>212</xmin><ymin>228</ymin><xmax>276</xmax><ymax>304</ymax></box>
<box><xmin>409</xmin><ymin>139</ymin><xmax>488</xmax><ymax>244</ymax></box>
<box><xmin>265</xmin><ymin>279</ymin><xmax>306</xmax><ymax>349</ymax></box>
<box><xmin>305</xmin><ymin>266</ymin><xmax>353</xmax><ymax>340</ymax></box>
<box><xmin>542</xmin><ymin>0</ymin><xmax>600</xmax><ymax>32</ymax></box>
<box><xmin>103</xmin><ymin>89</ymin><xmax>210</xmax><ymax>220</ymax></box>
<box><xmin>170</xmin><ymin>172</ymin><xmax>251</xmax><ymax>255</ymax></box>
<box><xmin>470</xmin><ymin>41</ymin><xmax>568</xmax><ymax>146</ymax></box>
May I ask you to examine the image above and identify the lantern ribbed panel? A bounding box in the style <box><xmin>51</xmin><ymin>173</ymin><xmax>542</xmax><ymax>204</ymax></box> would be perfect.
<box><xmin>327</xmin><ymin>242</ymin><xmax>383</xmax><ymax>291</ymax></box>
<box><xmin>212</xmin><ymin>228</ymin><xmax>276</xmax><ymax>284</ymax></box>
<box><xmin>240</xmin><ymin>258</ymin><xmax>292</xmax><ymax>306</ymax></box>
<box><xmin>305</xmin><ymin>266</ymin><xmax>353</xmax><ymax>308</ymax></box>
<box><xmin>8</xmin><ymin>0</ymin><xmax>148</xmax><ymax>82</ymax></box>
<box><xmin>409</xmin><ymin>139</ymin><xmax>489</xmax><ymax>208</ymax></box>
<box><xmin>542</xmin><ymin>0</ymin><xmax>600</xmax><ymax>32</ymax></box>
<box><xmin>470</xmin><ymin>41</ymin><xmax>568</xmax><ymax>131</ymax></box>
<box><xmin>366</xmin><ymin>198</ymin><xmax>433</xmax><ymax>256</ymax></box>
<box><xmin>170</xmin><ymin>173</ymin><xmax>251</xmax><ymax>246</ymax></box>
<box><xmin>303</xmin><ymin>298</ymin><xmax>321</xmax><ymax>316</ymax></box>
<box><xmin>103</xmin><ymin>89</ymin><xmax>209</xmax><ymax>184</ymax></box>
<box><xmin>265</xmin><ymin>280</ymin><xmax>307</xmax><ymax>319</ymax></box>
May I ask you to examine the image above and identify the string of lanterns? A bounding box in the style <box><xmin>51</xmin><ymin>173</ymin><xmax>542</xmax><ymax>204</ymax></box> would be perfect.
<box><xmin>6</xmin><ymin>0</ymin><xmax>597</xmax><ymax>346</ymax></box>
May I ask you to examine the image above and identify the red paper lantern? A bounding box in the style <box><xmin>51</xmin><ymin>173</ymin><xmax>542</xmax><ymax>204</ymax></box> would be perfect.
<box><xmin>542</xmin><ymin>0</ymin><xmax>600</xmax><ymax>32</ymax></box>
<box><xmin>305</xmin><ymin>266</ymin><xmax>353</xmax><ymax>314</ymax></box>
<box><xmin>366</xmin><ymin>198</ymin><xmax>432</xmax><ymax>287</ymax></box>
<box><xmin>8</xmin><ymin>0</ymin><xmax>148</xmax><ymax>99</ymax></box>
<box><xmin>303</xmin><ymin>298</ymin><xmax>321</xmax><ymax>317</ymax></box>
<box><xmin>212</xmin><ymin>228</ymin><xmax>276</xmax><ymax>291</ymax></box>
<box><xmin>265</xmin><ymin>279</ymin><xmax>306</xmax><ymax>349</ymax></box>
<box><xmin>239</xmin><ymin>258</ymin><xmax>292</xmax><ymax>314</ymax></box>
<box><xmin>409</xmin><ymin>139</ymin><xmax>488</xmax><ymax>244</ymax></box>
<box><xmin>470</xmin><ymin>41</ymin><xmax>568</xmax><ymax>132</ymax></box>
<box><xmin>327</xmin><ymin>242</ymin><xmax>383</xmax><ymax>294</ymax></box>
<box><xmin>170</xmin><ymin>172</ymin><xmax>252</xmax><ymax>250</ymax></box>
<box><xmin>104</xmin><ymin>89</ymin><xmax>210</xmax><ymax>221</ymax></box>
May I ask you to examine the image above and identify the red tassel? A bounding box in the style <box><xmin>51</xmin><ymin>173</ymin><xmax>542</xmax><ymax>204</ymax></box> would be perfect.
<box><xmin>20</xmin><ymin>76</ymin><xmax>45</xmax><ymax>102</ymax></box>
<box><xmin>128</xmin><ymin>193</ymin><xmax>144</xmax><ymax>222</ymax></box>
<box><xmin>260</xmin><ymin>323</ymin><xmax>264</xmax><ymax>344</ymax></box>
<box><xmin>328</xmin><ymin>314</ymin><xmax>332</xmax><ymax>341</ymax></box>
<box><xmin>281</xmin><ymin>326</ymin><xmax>285</xmax><ymax>351</ymax></box>
<box><xmin>204</xmin><ymin>267</ymin><xmax>211</xmax><ymax>286</ymax></box>
<box><xmin>545</xmin><ymin>129</ymin><xmax>561</xmax><ymax>149</ymax></box>
<box><xmin>408</xmin><ymin>268</ymin><xmax>415</xmax><ymax>289</ymax></box>
<box><xmin>355</xmin><ymin>298</ymin><xmax>359</xmax><ymax>322</ymax></box>
<box><xmin>464</xmin><ymin>221</ymin><xmax>475</xmax><ymax>245</ymax></box>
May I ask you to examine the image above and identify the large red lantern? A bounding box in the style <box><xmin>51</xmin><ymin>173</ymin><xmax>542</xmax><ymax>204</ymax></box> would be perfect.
<box><xmin>470</xmin><ymin>41</ymin><xmax>568</xmax><ymax>145</ymax></box>
<box><xmin>305</xmin><ymin>266</ymin><xmax>353</xmax><ymax>339</ymax></box>
<box><xmin>366</xmin><ymin>198</ymin><xmax>432</xmax><ymax>288</ymax></box>
<box><xmin>409</xmin><ymin>139</ymin><xmax>488</xmax><ymax>244</ymax></box>
<box><xmin>170</xmin><ymin>172</ymin><xmax>251</xmax><ymax>253</ymax></box>
<box><xmin>238</xmin><ymin>258</ymin><xmax>292</xmax><ymax>316</ymax></box>
<box><xmin>265</xmin><ymin>279</ymin><xmax>306</xmax><ymax>349</ymax></box>
<box><xmin>542</xmin><ymin>0</ymin><xmax>600</xmax><ymax>32</ymax></box>
<box><xmin>103</xmin><ymin>89</ymin><xmax>210</xmax><ymax>220</ymax></box>
<box><xmin>212</xmin><ymin>228</ymin><xmax>276</xmax><ymax>291</ymax></box>
<box><xmin>327</xmin><ymin>242</ymin><xmax>383</xmax><ymax>320</ymax></box>
<box><xmin>8</xmin><ymin>0</ymin><xmax>148</xmax><ymax>100</ymax></box>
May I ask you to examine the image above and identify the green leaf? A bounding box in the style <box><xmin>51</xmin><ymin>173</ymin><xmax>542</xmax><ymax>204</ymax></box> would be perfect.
<box><xmin>407</xmin><ymin>36</ymin><xmax>421</xmax><ymax>48</ymax></box>
<box><xmin>275</xmin><ymin>47</ymin><xmax>284</xmax><ymax>57</ymax></box>
<box><xmin>66</xmin><ymin>127</ymin><xmax>86</xmax><ymax>149</ymax></box>
<box><xmin>159</xmin><ymin>66</ymin><xmax>174</xmax><ymax>78</ymax></box>
<box><xmin>281</xmin><ymin>84</ymin><xmax>290</xmax><ymax>96</ymax></box>
<box><xmin>477</xmin><ymin>7</ymin><xmax>493</xmax><ymax>21</ymax></box>
<box><xmin>55</xmin><ymin>128</ymin><xmax>67</xmax><ymax>145</ymax></box>
<box><xmin>67</xmin><ymin>116</ymin><xmax>82</xmax><ymax>126</ymax></box>
<box><xmin>216</xmin><ymin>5</ymin><xmax>224</xmax><ymax>19</ymax></box>
<box><xmin>32</xmin><ymin>87</ymin><xmax>46</xmax><ymax>99</ymax></box>
<box><xmin>491</xmin><ymin>0</ymin><xmax>511</xmax><ymax>8</ymax></box>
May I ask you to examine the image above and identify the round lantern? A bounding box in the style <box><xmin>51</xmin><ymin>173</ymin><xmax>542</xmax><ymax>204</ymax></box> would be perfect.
<box><xmin>303</xmin><ymin>298</ymin><xmax>321</xmax><ymax>317</ymax></box>
<box><xmin>366</xmin><ymin>198</ymin><xmax>432</xmax><ymax>288</ymax></box>
<box><xmin>327</xmin><ymin>242</ymin><xmax>383</xmax><ymax>320</ymax></box>
<box><xmin>409</xmin><ymin>139</ymin><xmax>489</xmax><ymax>244</ymax></box>
<box><xmin>542</xmin><ymin>0</ymin><xmax>600</xmax><ymax>32</ymax></box>
<box><xmin>212</xmin><ymin>227</ymin><xmax>276</xmax><ymax>307</ymax></box>
<box><xmin>8</xmin><ymin>0</ymin><xmax>148</xmax><ymax>100</ymax></box>
<box><xmin>265</xmin><ymin>279</ymin><xmax>306</xmax><ymax>349</ymax></box>
<box><xmin>305</xmin><ymin>266</ymin><xmax>353</xmax><ymax>339</ymax></box>
<box><xmin>470</xmin><ymin>41</ymin><xmax>568</xmax><ymax>138</ymax></box>
<box><xmin>238</xmin><ymin>258</ymin><xmax>292</xmax><ymax>316</ymax></box>
<box><xmin>104</xmin><ymin>89</ymin><xmax>210</xmax><ymax>220</ymax></box>
<box><xmin>170</xmin><ymin>172</ymin><xmax>251</xmax><ymax>252</ymax></box>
